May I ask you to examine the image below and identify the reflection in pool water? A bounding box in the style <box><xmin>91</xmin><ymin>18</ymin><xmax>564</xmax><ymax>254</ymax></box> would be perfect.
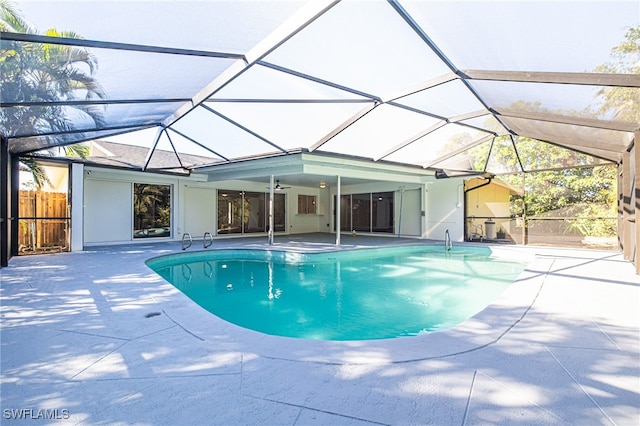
<box><xmin>147</xmin><ymin>246</ymin><xmax>526</xmax><ymax>341</ymax></box>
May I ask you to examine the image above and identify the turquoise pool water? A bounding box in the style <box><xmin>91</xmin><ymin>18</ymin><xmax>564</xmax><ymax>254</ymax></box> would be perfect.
<box><xmin>147</xmin><ymin>246</ymin><xmax>526</xmax><ymax>341</ymax></box>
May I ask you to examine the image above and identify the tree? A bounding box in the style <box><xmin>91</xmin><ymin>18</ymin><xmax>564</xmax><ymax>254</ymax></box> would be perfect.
<box><xmin>480</xmin><ymin>133</ymin><xmax>618</xmax><ymax>237</ymax></box>
<box><xmin>0</xmin><ymin>0</ymin><xmax>105</xmax><ymax>187</ymax></box>
<box><xmin>461</xmin><ymin>25</ymin><xmax>636</xmax><ymax>237</ymax></box>
<box><xmin>594</xmin><ymin>25</ymin><xmax>640</xmax><ymax>122</ymax></box>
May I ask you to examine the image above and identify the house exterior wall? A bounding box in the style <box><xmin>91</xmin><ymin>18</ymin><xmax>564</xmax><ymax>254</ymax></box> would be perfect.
<box><xmin>465</xmin><ymin>178</ymin><xmax>516</xmax><ymax>239</ymax></box>
<box><xmin>77</xmin><ymin>166</ymin><xmax>463</xmax><ymax>247</ymax></box>
<box><xmin>84</xmin><ymin>179</ymin><xmax>133</xmax><ymax>243</ymax></box>
<box><xmin>288</xmin><ymin>186</ymin><xmax>325</xmax><ymax>234</ymax></box>
<box><xmin>183</xmin><ymin>186</ymin><xmax>216</xmax><ymax>237</ymax></box>
<box><xmin>83</xmin><ymin>168</ymin><xmax>192</xmax><ymax>246</ymax></box>
<box><xmin>465</xmin><ymin>178</ymin><xmax>512</xmax><ymax>219</ymax></box>
<box><xmin>80</xmin><ymin>169</ymin><xmax>332</xmax><ymax>246</ymax></box>
<box><xmin>424</xmin><ymin>178</ymin><xmax>464</xmax><ymax>241</ymax></box>
<box><xmin>398</xmin><ymin>188</ymin><xmax>421</xmax><ymax>237</ymax></box>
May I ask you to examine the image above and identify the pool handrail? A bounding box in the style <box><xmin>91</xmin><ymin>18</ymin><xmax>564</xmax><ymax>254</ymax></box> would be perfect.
<box><xmin>203</xmin><ymin>232</ymin><xmax>213</xmax><ymax>249</ymax></box>
<box><xmin>181</xmin><ymin>233</ymin><xmax>192</xmax><ymax>250</ymax></box>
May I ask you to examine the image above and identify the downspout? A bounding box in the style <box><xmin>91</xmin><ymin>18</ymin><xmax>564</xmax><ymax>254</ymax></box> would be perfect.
<box><xmin>463</xmin><ymin>176</ymin><xmax>493</xmax><ymax>241</ymax></box>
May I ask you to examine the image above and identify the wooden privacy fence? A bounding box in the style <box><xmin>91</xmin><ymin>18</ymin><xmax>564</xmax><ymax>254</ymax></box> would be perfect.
<box><xmin>18</xmin><ymin>190</ymin><xmax>70</xmax><ymax>253</ymax></box>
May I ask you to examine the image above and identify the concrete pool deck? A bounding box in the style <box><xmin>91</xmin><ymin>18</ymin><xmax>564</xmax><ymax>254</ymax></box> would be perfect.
<box><xmin>1</xmin><ymin>234</ymin><xmax>639</xmax><ymax>425</ymax></box>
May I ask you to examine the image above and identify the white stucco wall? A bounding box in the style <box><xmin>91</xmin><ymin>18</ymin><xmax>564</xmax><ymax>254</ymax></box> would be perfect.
<box><xmin>83</xmin><ymin>168</ymin><xmax>194</xmax><ymax>245</ymax></box>
<box><xmin>183</xmin><ymin>186</ymin><xmax>216</xmax><ymax>238</ymax></box>
<box><xmin>424</xmin><ymin>178</ymin><xmax>465</xmax><ymax>241</ymax></box>
<box><xmin>398</xmin><ymin>188</ymin><xmax>421</xmax><ymax>237</ymax></box>
<box><xmin>78</xmin><ymin>167</ymin><xmax>449</xmax><ymax>246</ymax></box>
<box><xmin>84</xmin><ymin>178</ymin><xmax>132</xmax><ymax>243</ymax></box>
<box><xmin>82</xmin><ymin>171</ymin><xmax>332</xmax><ymax>245</ymax></box>
<box><xmin>288</xmin><ymin>187</ymin><xmax>325</xmax><ymax>234</ymax></box>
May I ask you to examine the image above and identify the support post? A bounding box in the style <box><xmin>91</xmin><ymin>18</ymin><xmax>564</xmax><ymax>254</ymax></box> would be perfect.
<box><xmin>621</xmin><ymin>151</ymin><xmax>631</xmax><ymax>259</ymax></box>
<box><xmin>335</xmin><ymin>175</ymin><xmax>341</xmax><ymax>246</ymax></box>
<box><xmin>268</xmin><ymin>174</ymin><xmax>274</xmax><ymax>245</ymax></box>
<box><xmin>0</xmin><ymin>137</ymin><xmax>8</xmax><ymax>267</ymax></box>
<box><xmin>70</xmin><ymin>163</ymin><xmax>84</xmax><ymax>251</ymax></box>
<box><xmin>634</xmin><ymin>132</ymin><xmax>640</xmax><ymax>273</ymax></box>
<box><xmin>522</xmin><ymin>173</ymin><xmax>527</xmax><ymax>245</ymax></box>
<box><xmin>10</xmin><ymin>153</ymin><xmax>19</xmax><ymax>258</ymax></box>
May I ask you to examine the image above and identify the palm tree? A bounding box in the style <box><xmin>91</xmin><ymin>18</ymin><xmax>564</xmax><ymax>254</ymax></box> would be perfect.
<box><xmin>1</xmin><ymin>0</ymin><xmax>105</xmax><ymax>187</ymax></box>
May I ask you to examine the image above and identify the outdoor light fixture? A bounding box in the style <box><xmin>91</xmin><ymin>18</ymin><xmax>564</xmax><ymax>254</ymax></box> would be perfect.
<box><xmin>319</xmin><ymin>181</ymin><xmax>326</xmax><ymax>189</ymax></box>
<box><xmin>435</xmin><ymin>169</ymin><xmax>448</xmax><ymax>179</ymax></box>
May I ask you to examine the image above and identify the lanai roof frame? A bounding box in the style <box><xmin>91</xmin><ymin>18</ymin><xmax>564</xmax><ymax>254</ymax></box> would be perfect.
<box><xmin>0</xmin><ymin>0</ymin><xmax>637</xmax><ymax>176</ymax></box>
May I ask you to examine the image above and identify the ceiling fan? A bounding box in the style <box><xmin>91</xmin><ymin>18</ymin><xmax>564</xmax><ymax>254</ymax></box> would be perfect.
<box><xmin>267</xmin><ymin>179</ymin><xmax>291</xmax><ymax>190</ymax></box>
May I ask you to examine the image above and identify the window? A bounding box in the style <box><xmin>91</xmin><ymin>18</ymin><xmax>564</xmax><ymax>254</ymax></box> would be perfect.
<box><xmin>133</xmin><ymin>183</ymin><xmax>171</xmax><ymax>238</ymax></box>
<box><xmin>297</xmin><ymin>194</ymin><xmax>317</xmax><ymax>214</ymax></box>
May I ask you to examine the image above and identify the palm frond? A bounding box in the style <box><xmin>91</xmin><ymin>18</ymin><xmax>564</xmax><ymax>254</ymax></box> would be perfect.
<box><xmin>63</xmin><ymin>143</ymin><xmax>89</xmax><ymax>159</ymax></box>
<box><xmin>0</xmin><ymin>0</ymin><xmax>35</xmax><ymax>33</ymax></box>
<box><xmin>19</xmin><ymin>156</ymin><xmax>52</xmax><ymax>188</ymax></box>
<box><xmin>1</xmin><ymin>0</ymin><xmax>108</xmax><ymax>187</ymax></box>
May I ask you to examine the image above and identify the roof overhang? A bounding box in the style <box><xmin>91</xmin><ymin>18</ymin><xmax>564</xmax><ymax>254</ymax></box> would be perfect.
<box><xmin>194</xmin><ymin>151</ymin><xmax>436</xmax><ymax>187</ymax></box>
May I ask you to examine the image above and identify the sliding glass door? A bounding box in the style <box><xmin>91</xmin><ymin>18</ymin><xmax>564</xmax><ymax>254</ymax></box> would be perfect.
<box><xmin>217</xmin><ymin>190</ymin><xmax>244</xmax><ymax>234</ymax></box>
<box><xmin>217</xmin><ymin>190</ymin><xmax>285</xmax><ymax>235</ymax></box>
<box><xmin>352</xmin><ymin>193</ymin><xmax>371</xmax><ymax>232</ymax></box>
<box><xmin>372</xmin><ymin>192</ymin><xmax>394</xmax><ymax>232</ymax></box>
<box><xmin>335</xmin><ymin>191</ymin><xmax>394</xmax><ymax>233</ymax></box>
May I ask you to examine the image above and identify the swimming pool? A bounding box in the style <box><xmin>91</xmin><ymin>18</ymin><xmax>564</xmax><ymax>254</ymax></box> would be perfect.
<box><xmin>147</xmin><ymin>245</ymin><xmax>526</xmax><ymax>341</ymax></box>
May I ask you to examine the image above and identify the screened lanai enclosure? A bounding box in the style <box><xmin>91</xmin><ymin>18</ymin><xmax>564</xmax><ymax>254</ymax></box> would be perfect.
<box><xmin>1</xmin><ymin>0</ymin><xmax>639</xmax><ymax>269</ymax></box>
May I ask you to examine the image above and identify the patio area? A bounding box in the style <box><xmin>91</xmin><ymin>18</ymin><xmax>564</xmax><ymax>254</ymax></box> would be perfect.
<box><xmin>1</xmin><ymin>235</ymin><xmax>639</xmax><ymax>425</ymax></box>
